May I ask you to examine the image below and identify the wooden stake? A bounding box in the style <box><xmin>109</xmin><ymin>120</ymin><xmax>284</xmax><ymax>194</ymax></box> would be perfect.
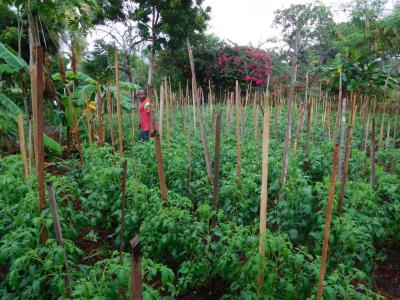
<box><xmin>370</xmin><ymin>119</ymin><xmax>376</xmax><ymax>188</ymax></box>
<box><xmin>115</xmin><ymin>48</ymin><xmax>124</xmax><ymax>156</ymax></box>
<box><xmin>187</xmin><ymin>126</ymin><xmax>192</xmax><ymax>183</ymax></box>
<box><xmin>154</xmin><ymin>135</ymin><xmax>168</xmax><ymax>200</ymax></box>
<box><xmin>28</xmin><ymin>120</ymin><xmax>33</xmax><ymax>174</ymax></box>
<box><xmin>85</xmin><ymin>91</ymin><xmax>92</xmax><ymax>145</ymax></box>
<box><xmin>106</xmin><ymin>82</ymin><xmax>115</xmax><ymax>148</ymax></box>
<box><xmin>211</xmin><ymin>112</ymin><xmax>222</xmax><ymax>227</ymax></box>
<box><xmin>259</xmin><ymin>109</ymin><xmax>270</xmax><ymax>256</ymax></box>
<box><xmin>31</xmin><ymin>46</ymin><xmax>47</xmax><ymax>242</ymax></box>
<box><xmin>338</xmin><ymin>105</ymin><xmax>356</xmax><ymax>214</ymax></box>
<box><xmin>46</xmin><ymin>181</ymin><xmax>72</xmax><ymax>297</ymax></box>
<box><xmin>305</xmin><ymin>102</ymin><xmax>312</xmax><ymax>155</ymax></box>
<box><xmin>316</xmin><ymin>144</ymin><xmax>339</xmax><ymax>300</ymax></box>
<box><xmin>131</xmin><ymin>109</ymin><xmax>135</xmax><ymax>143</ymax></box>
<box><xmin>97</xmin><ymin>81</ymin><xmax>104</xmax><ymax>147</ymax></box>
<box><xmin>120</xmin><ymin>160</ymin><xmax>127</xmax><ymax>263</ymax></box>
<box><xmin>378</xmin><ymin>114</ymin><xmax>385</xmax><ymax>150</ymax></box>
<box><xmin>235</xmin><ymin>81</ymin><xmax>241</xmax><ymax>187</ymax></box>
<box><xmin>130</xmin><ymin>235</ymin><xmax>142</xmax><ymax>300</ymax></box>
<box><xmin>159</xmin><ymin>84</ymin><xmax>164</xmax><ymax>140</ymax></box>
<box><xmin>17</xmin><ymin>114</ymin><xmax>28</xmax><ymax>180</ymax></box>
<box><xmin>386</xmin><ymin>121</ymin><xmax>390</xmax><ymax>150</ymax></box>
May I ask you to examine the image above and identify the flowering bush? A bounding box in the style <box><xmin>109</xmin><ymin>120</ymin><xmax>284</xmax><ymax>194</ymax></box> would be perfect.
<box><xmin>216</xmin><ymin>45</ymin><xmax>272</xmax><ymax>88</ymax></box>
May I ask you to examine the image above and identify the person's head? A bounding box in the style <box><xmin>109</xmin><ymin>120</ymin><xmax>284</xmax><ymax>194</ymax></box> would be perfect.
<box><xmin>137</xmin><ymin>89</ymin><xmax>147</xmax><ymax>102</ymax></box>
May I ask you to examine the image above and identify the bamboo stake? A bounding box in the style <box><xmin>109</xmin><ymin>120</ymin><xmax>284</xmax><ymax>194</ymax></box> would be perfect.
<box><xmin>130</xmin><ymin>235</ymin><xmax>142</xmax><ymax>300</ymax></box>
<box><xmin>187</xmin><ymin>126</ymin><xmax>192</xmax><ymax>183</ymax></box>
<box><xmin>31</xmin><ymin>47</ymin><xmax>47</xmax><ymax>242</ymax></box>
<box><xmin>17</xmin><ymin>114</ymin><xmax>28</xmax><ymax>180</ymax></box>
<box><xmin>115</xmin><ymin>48</ymin><xmax>124</xmax><ymax>157</ymax></box>
<box><xmin>235</xmin><ymin>81</ymin><xmax>241</xmax><ymax>187</ymax></box>
<box><xmin>258</xmin><ymin>109</ymin><xmax>270</xmax><ymax>256</ymax></box>
<box><xmin>97</xmin><ymin>81</ymin><xmax>104</xmax><ymax>147</ymax></box>
<box><xmin>378</xmin><ymin>114</ymin><xmax>385</xmax><ymax>150</ymax></box>
<box><xmin>106</xmin><ymin>82</ymin><xmax>115</xmax><ymax>148</ymax></box>
<box><xmin>120</xmin><ymin>160</ymin><xmax>127</xmax><ymax>263</ymax></box>
<box><xmin>370</xmin><ymin>119</ymin><xmax>376</xmax><ymax>188</ymax></box>
<box><xmin>46</xmin><ymin>181</ymin><xmax>72</xmax><ymax>297</ymax></box>
<box><xmin>385</xmin><ymin>121</ymin><xmax>390</xmax><ymax>150</ymax></box>
<box><xmin>338</xmin><ymin>105</ymin><xmax>356</xmax><ymax>214</ymax></box>
<box><xmin>211</xmin><ymin>112</ymin><xmax>222</xmax><ymax>227</ymax></box>
<box><xmin>254</xmin><ymin>104</ymin><xmax>259</xmax><ymax>141</ymax></box>
<box><xmin>85</xmin><ymin>91</ymin><xmax>92</xmax><ymax>145</ymax></box>
<box><xmin>165</xmin><ymin>79</ymin><xmax>171</xmax><ymax>155</ymax></box>
<box><xmin>316</xmin><ymin>144</ymin><xmax>339</xmax><ymax>300</ymax></box>
<box><xmin>159</xmin><ymin>84</ymin><xmax>164</xmax><ymax>140</ymax></box>
<box><xmin>305</xmin><ymin>103</ymin><xmax>313</xmax><ymax>156</ymax></box>
<box><xmin>28</xmin><ymin>120</ymin><xmax>33</xmax><ymax>173</ymax></box>
<box><xmin>257</xmin><ymin>109</ymin><xmax>270</xmax><ymax>288</ymax></box>
<box><xmin>154</xmin><ymin>135</ymin><xmax>168</xmax><ymax>200</ymax></box>
<box><xmin>131</xmin><ymin>109</ymin><xmax>135</xmax><ymax>142</ymax></box>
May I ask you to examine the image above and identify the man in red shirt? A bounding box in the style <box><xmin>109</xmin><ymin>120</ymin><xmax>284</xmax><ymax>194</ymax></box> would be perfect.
<box><xmin>137</xmin><ymin>89</ymin><xmax>158</xmax><ymax>140</ymax></box>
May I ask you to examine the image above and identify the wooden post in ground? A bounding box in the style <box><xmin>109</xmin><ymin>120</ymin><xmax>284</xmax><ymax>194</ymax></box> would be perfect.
<box><xmin>97</xmin><ymin>81</ymin><xmax>104</xmax><ymax>147</ymax></box>
<box><xmin>370</xmin><ymin>119</ymin><xmax>376</xmax><ymax>188</ymax></box>
<box><xmin>316</xmin><ymin>144</ymin><xmax>339</xmax><ymax>300</ymax></box>
<box><xmin>28</xmin><ymin>120</ymin><xmax>33</xmax><ymax>174</ymax></box>
<box><xmin>154</xmin><ymin>135</ymin><xmax>168</xmax><ymax>200</ymax></box>
<box><xmin>187</xmin><ymin>126</ymin><xmax>192</xmax><ymax>183</ymax></box>
<box><xmin>386</xmin><ymin>121</ymin><xmax>391</xmax><ymax>150</ymax></box>
<box><xmin>17</xmin><ymin>114</ymin><xmax>28</xmax><ymax>180</ymax></box>
<box><xmin>106</xmin><ymin>83</ymin><xmax>115</xmax><ymax>148</ymax></box>
<box><xmin>85</xmin><ymin>91</ymin><xmax>92</xmax><ymax>145</ymax></box>
<box><xmin>211</xmin><ymin>112</ymin><xmax>222</xmax><ymax>228</ymax></box>
<box><xmin>130</xmin><ymin>235</ymin><xmax>142</xmax><ymax>300</ymax></box>
<box><xmin>31</xmin><ymin>46</ymin><xmax>47</xmax><ymax>242</ymax></box>
<box><xmin>120</xmin><ymin>160</ymin><xmax>127</xmax><ymax>263</ymax></box>
<box><xmin>258</xmin><ymin>109</ymin><xmax>270</xmax><ymax>257</ymax></box>
<box><xmin>257</xmin><ymin>109</ymin><xmax>270</xmax><ymax>288</ymax></box>
<box><xmin>131</xmin><ymin>109</ymin><xmax>135</xmax><ymax>143</ymax></box>
<box><xmin>378</xmin><ymin>113</ymin><xmax>385</xmax><ymax>150</ymax></box>
<box><xmin>235</xmin><ymin>81</ymin><xmax>241</xmax><ymax>187</ymax></box>
<box><xmin>305</xmin><ymin>102</ymin><xmax>312</xmax><ymax>155</ymax></box>
<box><xmin>338</xmin><ymin>105</ymin><xmax>356</xmax><ymax>214</ymax></box>
<box><xmin>159</xmin><ymin>84</ymin><xmax>164</xmax><ymax>140</ymax></box>
<box><xmin>115</xmin><ymin>48</ymin><xmax>124</xmax><ymax>157</ymax></box>
<box><xmin>187</xmin><ymin>39</ymin><xmax>212</xmax><ymax>184</ymax></box>
<box><xmin>46</xmin><ymin>181</ymin><xmax>72</xmax><ymax>297</ymax></box>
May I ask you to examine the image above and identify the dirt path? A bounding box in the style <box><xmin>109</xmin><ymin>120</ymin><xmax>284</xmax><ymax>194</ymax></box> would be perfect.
<box><xmin>374</xmin><ymin>247</ymin><xmax>400</xmax><ymax>299</ymax></box>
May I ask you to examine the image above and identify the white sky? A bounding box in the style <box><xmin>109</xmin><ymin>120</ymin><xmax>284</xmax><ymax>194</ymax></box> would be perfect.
<box><xmin>202</xmin><ymin>0</ymin><xmax>396</xmax><ymax>48</ymax></box>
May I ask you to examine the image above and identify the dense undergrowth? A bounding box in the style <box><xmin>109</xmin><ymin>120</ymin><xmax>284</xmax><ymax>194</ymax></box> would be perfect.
<box><xmin>1</xmin><ymin>106</ymin><xmax>399</xmax><ymax>299</ymax></box>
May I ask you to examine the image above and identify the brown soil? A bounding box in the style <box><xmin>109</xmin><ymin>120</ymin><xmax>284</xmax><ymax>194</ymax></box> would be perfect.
<box><xmin>75</xmin><ymin>226</ymin><xmax>115</xmax><ymax>266</ymax></box>
<box><xmin>177</xmin><ymin>279</ymin><xmax>228</xmax><ymax>300</ymax></box>
<box><xmin>374</xmin><ymin>247</ymin><xmax>400</xmax><ymax>300</ymax></box>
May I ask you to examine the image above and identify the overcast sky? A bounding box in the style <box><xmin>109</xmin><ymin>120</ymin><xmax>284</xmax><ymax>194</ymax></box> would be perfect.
<box><xmin>201</xmin><ymin>0</ymin><xmax>396</xmax><ymax>48</ymax></box>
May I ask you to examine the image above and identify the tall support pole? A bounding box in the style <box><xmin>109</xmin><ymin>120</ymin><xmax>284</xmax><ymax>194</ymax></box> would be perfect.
<box><xmin>115</xmin><ymin>48</ymin><xmax>124</xmax><ymax>157</ymax></box>
<box><xmin>31</xmin><ymin>46</ymin><xmax>47</xmax><ymax>242</ymax></box>
<box><xmin>155</xmin><ymin>135</ymin><xmax>168</xmax><ymax>200</ymax></box>
<box><xmin>130</xmin><ymin>235</ymin><xmax>142</xmax><ymax>300</ymax></box>
<box><xmin>235</xmin><ymin>81</ymin><xmax>241</xmax><ymax>187</ymax></box>
<box><xmin>106</xmin><ymin>82</ymin><xmax>115</xmax><ymax>148</ymax></box>
<box><xmin>120</xmin><ymin>160</ymin><xmax>127</xmax><ymax>263</ymax></box>
<box><xmin>211</xmin><ymin>112</ymin><xmax>222</xmax><ymax>228</ymax></box>
<box><xmin>316</xmin><ymin>144</ymin><xmax>339</xmax><ymax>300</ymax></box>
<box><xmin>17</xmin><ymin>114</ymin><xmax>28</xmax><ymax>180</ymax></box>
<box><xmin>370</xmin><ymin>119</ymin><xmax>376</xmax><ymax>188</ymax></box>
<box><xmin>338</xmin><ymin>105</ymin><xmax>356</xmax><ymax>214</ymax></box>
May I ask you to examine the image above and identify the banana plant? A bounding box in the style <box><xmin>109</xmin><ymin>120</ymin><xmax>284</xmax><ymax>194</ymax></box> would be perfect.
<box><xmin>0</xmin><ymin>42</ymin><xmax>63</xmax><ymax>155</ymax></box>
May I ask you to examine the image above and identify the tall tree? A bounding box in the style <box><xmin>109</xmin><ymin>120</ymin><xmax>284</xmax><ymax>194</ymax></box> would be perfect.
<box><xmin>132</xmin><ymin>0</ymin><xmax>210</xmax><ymax>94</ymax></box>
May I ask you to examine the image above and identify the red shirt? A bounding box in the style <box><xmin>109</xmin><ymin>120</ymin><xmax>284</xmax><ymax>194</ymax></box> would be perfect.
<box><xmin>139</xmin><ymin>98</ymin><xmax>158</xmax><ymax>132</ymax></box>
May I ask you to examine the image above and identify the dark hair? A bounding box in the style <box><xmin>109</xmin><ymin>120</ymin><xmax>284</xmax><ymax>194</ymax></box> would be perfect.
<box><xmin>138</xmin><ymin>89</ymin><xmax>147</xmax><ymax>96</ymax></box>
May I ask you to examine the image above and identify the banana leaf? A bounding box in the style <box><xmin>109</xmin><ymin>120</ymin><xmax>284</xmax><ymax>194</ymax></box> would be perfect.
<box><xmin>0</xmin><ymin>93</ymin><xmax>63</xmax><ymax>155</ymax></box>
<box><xmin>0</xmin><ymin>42</ymin><xmax>28</xmax><ymax>70</ymax></box>
<box><xmin>52</xmin><ymin>71</ymin><xmax>96</xmax><ymax>84</ymax></box>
